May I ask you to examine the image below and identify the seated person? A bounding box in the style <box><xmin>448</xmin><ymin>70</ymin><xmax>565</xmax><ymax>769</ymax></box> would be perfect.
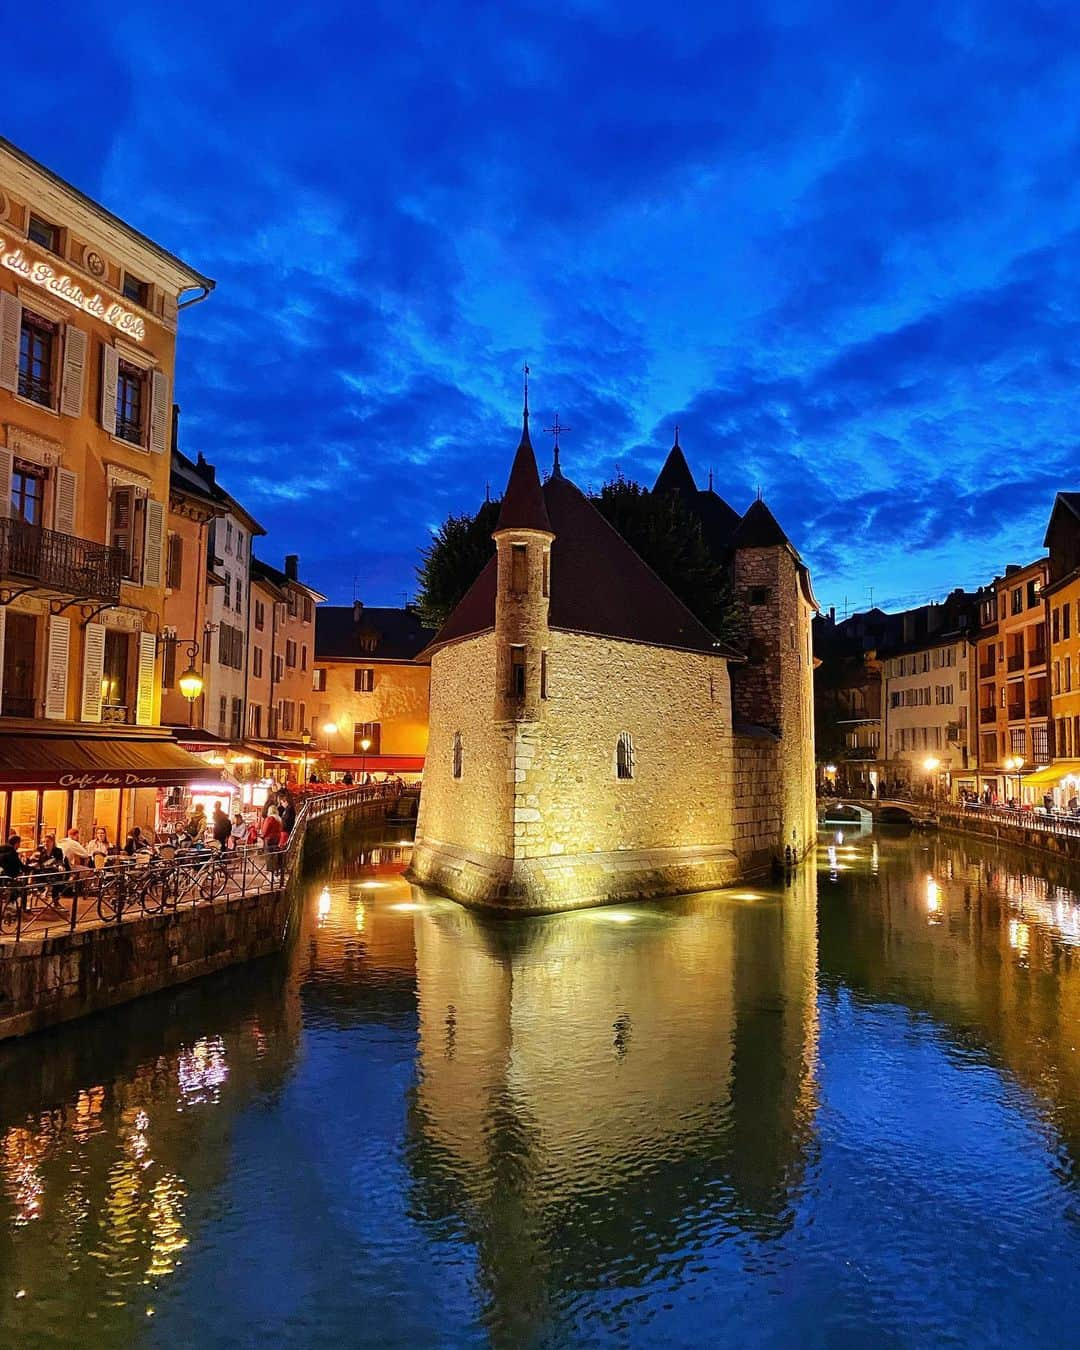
<box><xmin>0</xmin><ymin>834</ymin><xmax>24</xmax><ymax>879</ymax></box>
<box><xmin>124</xmin><ymin>827</ymin><xmax>152</xmax><ymax>858</ymax></box>
<box><xmin>58</xmin><ymin>826</ymin><xmax>92</xmax><ymax>870</ymax></box>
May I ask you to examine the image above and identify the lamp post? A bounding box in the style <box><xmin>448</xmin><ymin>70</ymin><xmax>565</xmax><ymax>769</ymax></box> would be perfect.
<box><xmin>923</xmin><ymin>755</ymin><xmax>940</xmax><ymax>802</ymax></box>
<box><xmin>360</xmin><ymin>736</ymin><xmax>371</xmax><ymax>785</ymax></box>
<box><xmin>1003</xmin><ymin>755</ymin><xmax>1025</xmax><ymax>806</ymax></box>
<box><xmin>301</xmin><ymin>727</ymin><xmax>311</xmax><ymax>785</ymax></box>
<box><xmin>165</xmin><ymin>637</ymin><xmax>204</xmax><ymax>728</ymax></box>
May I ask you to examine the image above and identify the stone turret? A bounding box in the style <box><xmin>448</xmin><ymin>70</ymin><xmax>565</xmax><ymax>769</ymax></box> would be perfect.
<box><xmin>492</xmin><ymin>406</ymin><xmax>554</xmax><ymax>725</ymax></box>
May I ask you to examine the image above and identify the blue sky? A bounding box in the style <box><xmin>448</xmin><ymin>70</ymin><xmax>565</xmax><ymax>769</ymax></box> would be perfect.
<box><xmin>8</xmin><ymin>1</ymin><xmax>1080</xmax><ymax>613</ymax></box>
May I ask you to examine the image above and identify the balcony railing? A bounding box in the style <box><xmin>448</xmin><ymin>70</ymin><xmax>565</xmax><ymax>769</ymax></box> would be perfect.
<box><xmin>1029</xmin><ymin>647</ymin><xmax>1048</xmax><ymax>667</ymax></box>
<box><xmin>978</xmin><ymin>661</ymin><xmax>995</xmax><ymax>679</ymax></box>
<box><xmin>1007</xmin><ymin>653</ymin><xmax>1025</xmax><ymax>672</ymax></box>
<box><xmin>0</xmin><ymin>517</ymin><xmax>122</xmax><ymax>603</ymax></box>
<box><xmin>979</xmin><ymin>706</ymin><xmax>997</xmax><ymax>724</ymax></box>
<box><xmin>1029</xmin><ymin>698</ymin><xmax>1048</xmax><ymax>718</ymax></box>
<box><xmin>1007</xmin><ymin>703</ymin><xmax>1025</xmax><ymax>721</ymax></box>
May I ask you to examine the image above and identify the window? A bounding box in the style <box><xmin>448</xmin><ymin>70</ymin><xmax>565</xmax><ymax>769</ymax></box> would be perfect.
<box><xmin>287</xmin><ymin>591</ymin><xmax>298</xmax><ymax>618</ymax></box>
<box><xmin>218</xmin><ymin>696</ymin><xmax>228</xmax><ymax>739</ymax></box>
<box><xmin>1053</xmin><ymin>608</ymin><xmax>1060</xmax><ymax>644</ymax></box>
<box><xmin>1066</xmin><ymin>606</ymin><xmax>1072</xmax><ymax>641</ymax></box>
<box><xmin>109</xmin><ymin>486</ymin><xmax>146</xmax><ymax>582</ymax></box>
<box><xmin>285</xmin><ymin>639</ymin><xmax>296</xmax><ymax>668</ymax></box>
<box><xmin>353</xmin><ymin>721</ymin><xmax>381</xmax><ymax>754</ymax></box>
<box><xmin>18</xmin><ymin>310</ymin><xmax>56</xmax><ymax>406</ymax></box>
<box><xmin>27</xmin><ymin>215</ymin><xmax>59</xmax><ymax>252</ymax></box>
<box><xmin>217</xmin><ymin>623</ymin><xmax>244</xmax><ymax>671</ymax></box>
<box><xmin>122</xmin><ymin>273</ymin><xmax>149</xmax><ymax>307</ymax></box>
<box><xmin>235</xmin><ymin>580</ymin><xmax>243</xmax><ymax>614</ymax></box>
<box><xmin>254</xmin><ymin>600</ymin><xmax>265</xmax><ymax>632</ymax></box>
<box><xmin>509</xmin><ymin>645</ymin><xmax>526</xmax><ymax>697</ymax></box>
<box><xmin>115</xmin><ymin>362</ymin><xmax>145</xmax><ymax>445</ymax></box>
<box><xmin>1032</xmin><ymin>726</ymin><xmax>1049</xmax><ymax>761</ymax></box>
<box><xmin>274</xmin><ymin>654</ymin><xmax>284</xmax><ymax>682</ymax></box>
<box><xmin>281</xmin><ymin>700</ymin><xmax>295</xmax><ymax>732</ymax></box>
<box><xmin>253</xmin><ymin>646</ymin><xmax>263</xmax><ymax>679</ymax></box>
<box><xmin>162</xmin><ymin>636</ymin><xmax>177</xmax><ymax>690</ymax></box>
<box><xmin>354</xmin><ymin>668</ymin><xmax>374</xmax><ymax>693</ymax></box>
<box><xmin>236</xmin><ymin>530</ymin><xmax>244</xmax><ymax>561</ymax></box>
<box><xmin>616</xmin><ymin>731</ymin><xmax>634</xmax><ymax>780</ymax></box>
<box><xmin>299</xmin><ymin>701</ymin><xmax>306</xmax><ymax>735</ymax></box>
<box><xmin>225</xmin><ymin>521</ymin><xmax>233</xmax><ymax>554</ymax></box>
<box><xmin>249</xmin><ymin>703</ymin><xmax>262</xmax><ymax>738</ymax></box>
<box><xmin>166</xmin><ymin>533</ymin><xmax>183</xmax><ymax>589</ymax></box>
<box><xmin>1010</xmin><ymin>728</ymin><xmax>1027</xmax><ymax>755</ymax></box>
<box><xmin>230</xmin><ymin>697</ymin><xmax>243</xmax><ymax>740</ymax></box>
<box><xmin>10</xmin><ymin>462</ymin><xmax>45</xmax><ymax>525</ymax></box>
<box><xmin>749</xmin><ymin>587</ymin><xmax>770</xmax><ymax>606</ymax></box>
<box><xmin>1067</xmin><ymin>657</ymin><xmax>1072</xmax><ymax>693</ymax></box>
<box><xmin>1011</xmin><ymin>588</ymin><xmax>1023</xmax><ymax>616</ymax></box>
<box><xmin>224</xmin><ymin>573</ymin><xmax>231</xmax><ymax>609</ymax></box>
<box><xmin>312</xmin><ymin>668</ymin><xmax>326</xmax><ymax>692</ymax></box>
<box><xmin>1029</xmin><ymin>577</ymin><xmax>1042</xmax><ymax>607</ymax></box>
<box><xmin>102</xmin><ymin>630</ymin><xmax>130</xmax><ymax>718</ymax></box>
<box><xmin>301</xmin><ymin>644</ymin><xmax>307</xmax><ymax>671</ymax></box>
<box><xmin>452</xmin><ymin>731</ymin><xmax>463</xmax><ymax>779</ymax></box>
<box><xmin>303</xmin><ymin>596</ymin><xmax>312</xmax><ymax>623</ymax></box>
<box><xmin>511</xmin><ymin>543</ymin><xmax>527</xmax><ymax>592</ymax></box>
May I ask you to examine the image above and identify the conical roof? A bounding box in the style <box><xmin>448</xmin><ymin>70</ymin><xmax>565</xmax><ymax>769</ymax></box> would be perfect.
<box><xmin>653</xmin><ymin>438</ymin><xmax>698</xmax><ymax>498</ymax></box>
<box><xmin>495</xmin><ymin>417</ymin><xmax>551</xmax><ymax>534</ymax></box>
<box><xmin>731</xmin><ymin>498</ymin><xmax>792</xmax><ymax>550</ymax></box>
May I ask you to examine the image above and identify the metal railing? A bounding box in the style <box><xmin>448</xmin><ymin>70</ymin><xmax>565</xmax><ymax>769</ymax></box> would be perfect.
<box><xmin>0</xmin><ymin>517</ymin><xmax>123</xmax><ymax>602</ymax></box>
<box><xmin>949</xmin><ymin>801</ymin><xmax>1080</xmax><ymax>841</ymax></box>
<box><xmin>0</xmin><ymin>783</ymin><xmax>405</xmax><ymax>943</ymax></box>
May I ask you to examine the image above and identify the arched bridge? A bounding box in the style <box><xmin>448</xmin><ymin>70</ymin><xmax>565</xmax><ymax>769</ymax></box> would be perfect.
<box><xmin>819</xmin><ymin>796</ymin><xmax>939</xmax><ymax>827</ymax></box>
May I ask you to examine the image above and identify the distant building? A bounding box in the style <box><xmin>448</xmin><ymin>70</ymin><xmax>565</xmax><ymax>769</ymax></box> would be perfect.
<box><xmin>1033</xmin><ymin>496</ymin><xmax>1080</xmax><ymax>806</ymax></box>
<box><xmin>312</xmin><ymin>602</ymin><xmax>434</xmax><ymax>779</ymax></box>
<box><xmin>409</xmin><ymin>412</ymin><xmax>816</xmax><ymax>913</ymax></box>
<box><xmin>250</xmin><ymin>555</ymin><xmax>324</xmax><ymax>753</ymax></box>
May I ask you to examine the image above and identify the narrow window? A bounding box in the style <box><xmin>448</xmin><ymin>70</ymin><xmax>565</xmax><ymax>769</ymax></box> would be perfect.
<box><xmin>749</xmin><ymin>587</ymin><xmax>770</xmax><ymax>606</ymax></box>
<box><xmin>115</xmin><ymin>361</ymin><xmax>145</xmax><ymax>445</ymax></box>
<box><xmin>28</xmin><ymin>214</ymin><xmax>59</xmax><ymax>252</ymax></box>
<box><xmin>18</xmin><ymin>310</ymin><xmax>56</xmax><ymax>406</ymax></box>
<box><xmin>616</xmin><ymin>731</ymin><xmax>634</xmax><ymax>780</ymax></box>
<box><xmin>166</xmin><ymin>533</ymin><xmax>183</xmax><ymax>589</ymax></box>
<box><xmin>542</xmin><ymin>549</ymin><xmax>550</xmax><ymax>598</ymax></box>
<box><xmin>312</xmin><ymin>668</ymin><xmax>325</xmax><ymax>692</ymax></box>
<box><xmin>540</xmin><ymin>650</ymin><xmax>548</xmax><ymax>700</ymax></box>
<box><xmin>354</xmin><ymin>668</ymin><xmax>374</xmax><ymax>693</ymax></box>
<box><xmin>509</xmin><ymin>645</ymin><xmax>526</xmax><ymax>697</ymax></box>
<box><xmin>452</xmin><ymin>731</ymin><xmax>463</xmax><ymax>780</ymax></box>
<box><xmin>511</xmin><ymin>543</ymin><xmax>527</xmax><ymax>593</ymax></box>
<box><xmin>122</xmin><ymin>273</ymin><xmax>149</xmax><ymax>306</ymax></box>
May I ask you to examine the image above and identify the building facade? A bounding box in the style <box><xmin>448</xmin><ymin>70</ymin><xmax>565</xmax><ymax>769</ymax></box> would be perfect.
<box><xmin>312</xmin><ymin>602</ymin><xmax>433</xmax><ymax>778</ymax></box>
<box><xmin>250</xmin><ymin>555</ymin><xmax>324</xmax><ymax>753</ymax></box>
<box><xmin>883</xmin><ymin>636</ymin><xmax>972</xmax><ymax>796</ymax></box>
<box><xmin>0</xmin><ymin>136</ymin><xmax>216</xmax><ymax>842</ymax></box>
<box><xmin>1033</xmin><ymin>495</ymin><xmax>1080</xmax><ymax>806</ymax></box>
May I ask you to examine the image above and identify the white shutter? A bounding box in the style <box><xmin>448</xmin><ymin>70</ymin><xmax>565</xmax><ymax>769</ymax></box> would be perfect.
<box><xmin>45</xmin><ymin>615</ymin><xmax>71</xmax><ymax>721</ymax></box>
<box><xmin>54</xmin><ymin>467</ymin><xmax>77</xmax><ymax>536</ymax></box>
<box><xmin>135</xmin><ymin>631</ymin><xmax>156</xmax><ymax>726</ymax></box>
<box><xmin>142</xmin><ymin>497</ymin><xmax>164</xmax><ymax>588</ymax></box>
<box><xmin>59</xmin><ymin>325</ymin><xmax>87</xmax><ymax>417</ymax></box>
<box><xmin>149</xmin><ymin>370</ymin><xmax>169</xmax><ymax>454</ymax></box>
<box><xmin>0</xmin><ymin>449</ymin><xmax>12</xmax><ymax>520</ymax></box>
<box><xmin>0</xmin><ymin>293</ymin><xmax>20</xmax><ymax>393</ymax></box>
<box><xmin>100</xmin><ymin>344</ymin><xmax>118</xmax><ymax>435</ymax></box>
<box><xmin>81</xmin><ymin>622</ymin><xmax>106</xmax><ymax>723</ymax></box>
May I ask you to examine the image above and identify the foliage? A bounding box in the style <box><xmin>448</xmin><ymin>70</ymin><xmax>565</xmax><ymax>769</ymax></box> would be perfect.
<box><xmin>415</xmin><ymin>498</ymin><xmax>501</xmax><ymax>629</ymax></box>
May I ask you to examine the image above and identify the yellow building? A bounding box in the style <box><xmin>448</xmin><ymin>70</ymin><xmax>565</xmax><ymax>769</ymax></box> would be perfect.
<box><xmin>0</xmin><ymin>137</ymin><xmax>216</xmax><ymax>844</ymax></box>
<box><xmin>250</xmin><ymin>555</ymin><xmax>325</xmax><ymax>778</ymax></box>
<box><xmin>1033</xmin><ymin>495</ymin><xmax>1080</xmax><ymax>807</ymax></box>
<box><xmin>311</xmin><ymin>602</ymin><xmax>432</xmax><ymax>779</ymax></box>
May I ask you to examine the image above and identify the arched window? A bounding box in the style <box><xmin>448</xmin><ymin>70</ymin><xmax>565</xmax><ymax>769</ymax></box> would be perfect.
<box><xmin>615</xmin><ymin>731</ymin><xmax>634</xmax><ymax>781</ymax></box>
<box><xmin>452</xmin><ymin>731</ymin><xmax>463</xmax><ymax>779</ymax></box>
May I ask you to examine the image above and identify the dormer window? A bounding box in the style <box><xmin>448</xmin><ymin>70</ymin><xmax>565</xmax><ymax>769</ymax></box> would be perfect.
<box><xmin>28</xmin><ymin>214</ymin><xmax>59</xmax><ymax>253</ymax></box>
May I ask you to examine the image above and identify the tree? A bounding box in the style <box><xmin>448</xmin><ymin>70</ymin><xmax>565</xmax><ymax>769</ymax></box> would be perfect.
<box><xmin>415</xmin><ymin>498</ymin><xmax>501</xmax><ymax>629</ymax></box>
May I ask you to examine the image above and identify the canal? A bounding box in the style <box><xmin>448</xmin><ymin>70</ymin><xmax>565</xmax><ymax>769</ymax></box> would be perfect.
<box><xmin>3</xmin><ymin>828</ymin><xmax>1080</xmax><ymax>1346</ymax></box>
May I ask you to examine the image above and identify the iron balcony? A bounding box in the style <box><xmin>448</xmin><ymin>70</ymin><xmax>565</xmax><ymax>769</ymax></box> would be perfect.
<box><xmin>0</xmin><ymin>517</ymin><xmax>123</xmax><ymax>603</ymax></box>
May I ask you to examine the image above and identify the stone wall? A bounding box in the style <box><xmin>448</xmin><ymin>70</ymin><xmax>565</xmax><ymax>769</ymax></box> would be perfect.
<box><xmin>732</xmin><ymin>730</ymin><xmax>785</xmax><ymax>873</ymax></box>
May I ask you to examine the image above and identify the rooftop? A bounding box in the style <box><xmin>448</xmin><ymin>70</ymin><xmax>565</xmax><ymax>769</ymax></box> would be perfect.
<box><xmin>316</xmin><ymin>605</ymin><xmax>435</xmax><ymax>662</ymax></box>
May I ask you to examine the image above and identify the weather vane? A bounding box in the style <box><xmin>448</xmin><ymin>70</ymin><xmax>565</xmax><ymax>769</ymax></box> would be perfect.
<box><xmin>544</xmin><ymin>412</ymin><xmax>571</xmax><ymax>476</ymax></box>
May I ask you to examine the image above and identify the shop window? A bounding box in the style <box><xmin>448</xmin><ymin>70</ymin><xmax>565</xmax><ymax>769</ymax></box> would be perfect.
<box><xmin>28</xmin><ymin>214</ymin><xmax>60</xmax><ymax>252</ymax></box>
<box><xmin>616</xmin><ymin>731</ymin><xmax>634</xmax><ymax>780</ymax></box>
<box><xmin>115</xmin><ymin>361</ymin><xmax>145</xmax><ymax>445</ymax></box>
<box><xmin>452</xmin><ymin>731</ymin><xmax>463</xmax><ymax>779</ymax></box>
<box><xmin>354</xmin><ymin>668</ymin><xmax>374</xmax><ymax>693</ymax></box>
<box><xmin>18</xmin><ymin>310</ymin><xmax>56</xmax><ymax>406</ymax></box>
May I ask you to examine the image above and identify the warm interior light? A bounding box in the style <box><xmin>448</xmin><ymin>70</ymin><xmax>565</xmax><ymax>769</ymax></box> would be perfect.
<box><xmin>923</xmin><ymin>756</ymin><xmax>940</xmax><ymax>773</ymax></box>
<box><xmin>322</xmin><ymin>721</ymin><xmax>338</xmax><ymax>736</ymax></box>
<box><xmin>178</xmin><ymin>666</ymin><xmax>203</xmax><ymax>701</ymax></box>
<box><xmin>360</xmin><ymin>737</ymin><xmax>372</xmax><ymax>753</ymax></box>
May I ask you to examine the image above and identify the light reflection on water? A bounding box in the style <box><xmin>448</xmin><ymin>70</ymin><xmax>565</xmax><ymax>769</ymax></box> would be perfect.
<box><xmin>2</xmin><ymin>833</ymin><xmax>1080</xmax><ymax>1344</ymax></box>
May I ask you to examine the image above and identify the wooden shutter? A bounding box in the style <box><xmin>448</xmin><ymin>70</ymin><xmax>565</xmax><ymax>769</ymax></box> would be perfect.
<box><xmin>100</xmin><ymin>344</ymin><xmax>119</xmax><ymax>434</ymax></box>
<box><xmin>166</xmin><ymin>533</ymin><xmax>183</xmax><ymax>589</ymax></box>
<box><xmin>135</xmin><ymin>631</ymin><xmax>156</xmax><ymax>726</ymax></box>
<box><xmin>149</xmin><ymin>370</ymin><xmax>170</xmax><ymax>454</ymax></box>
<box><xmin>45</xmin><ymin>615</ymin><xmax>71</xmax><ymax>721</ymax></box>
<box><xmin>54</xmin><ymin>467</ymin><xmax>77</xmax><ymax>536</ymax></box>
<box><xmin>0</xmin><ymin>293</ymin><xmax>20</xmax><ymax>393</ymax></box>
<box><xmin>59</xmin><ymin>325</ymin><xmax>87</xmax><ymax>417</ymax></box>
<box><xmin>110</xmin><ymin>485</ymin><xmax>133</xmax><ymax>576</ymax></box>
<box><xmin>81</xmin><ymin>622</ymin><xmax>106</xmax><ymax>722</ymax></box>
<box><xmin>142</xmin><ymin>497</ymin><xmax>164</xmax><ymax>588</ymax></box>
<box><xmin>0</xmin><ymin>449</ymin><xmax>12</xmax><ymax>520</ymax></box>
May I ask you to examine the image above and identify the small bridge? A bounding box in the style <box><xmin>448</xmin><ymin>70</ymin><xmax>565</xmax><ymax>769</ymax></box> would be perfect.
<box><xmin>819</xmin><ymin>796</ymin><xmax>938</xmax><ymax>827</ymax></box>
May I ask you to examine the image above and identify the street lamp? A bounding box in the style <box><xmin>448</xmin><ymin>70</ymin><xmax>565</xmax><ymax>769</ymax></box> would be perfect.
<box><xmin>1003</xmin><ymin>755</ymin><xmax>1025</xmax><ymax>805</ymax></box>
<box><xmin>360</xmin><ymin>735</ymin><xmax>371</xmax><ymax>784</ymax></box>
<box><xmin>164</xmin><ymin>637</ymin><xmax>204</xmax><ymax>727</ymax></box>
<box><xmin>923</xmin><ymin>755</ymin><xmax>940</xmax><ymax>801</ymax></box>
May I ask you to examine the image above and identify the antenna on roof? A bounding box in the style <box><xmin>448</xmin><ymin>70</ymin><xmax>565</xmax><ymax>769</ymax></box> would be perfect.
<box><xmin>756</xmin><ymin>484</ymin><xmax>763</xmax><ymax>502</ymax></box>
<box><xmin>485</xmin><ymin>481</ymin><xmax>491</xmax><ymax>503</ymax></box>
<box><xmin>708</xmin><ymin>467</ymin><xmax>714</xmax><ymax>492</ymax></box>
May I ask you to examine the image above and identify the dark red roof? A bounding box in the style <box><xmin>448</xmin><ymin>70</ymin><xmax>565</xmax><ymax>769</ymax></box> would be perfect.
<box><xmin>495</xmin><ymin>419</ymin><xmax>551</xmax><ymax>533</ymax></box>
<box><xmin>422</xmin><ymin>474</ymin><xmax>740</xmax><ymax>659</ymax></box>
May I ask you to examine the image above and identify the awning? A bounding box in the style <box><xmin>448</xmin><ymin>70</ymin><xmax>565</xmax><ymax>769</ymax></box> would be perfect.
<box><xmin>329</xmin><ymin>754</ymin><xmax>425</xmax><ymax>774</ymax></box>
<box><xmin>0</xmin><ymin>732</ymin><xmax>225</xmax><ymax>790</ymax></box>
<box><xmin>1020</xmin><ymin>761</ymin><xmax>1080</xmax><ymax>787</ymax></box>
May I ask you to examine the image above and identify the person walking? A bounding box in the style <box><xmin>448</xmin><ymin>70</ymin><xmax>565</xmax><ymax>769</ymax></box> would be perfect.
<box><xmin>211</xmin><ymin>801</ymin><xmax>232</xmax><ymax>851</ymax></box>
<box><xmin>261</xmin><ymin>806</ymin><xmax>283</xmax><ymax>852</ymax></box>
<box><xmin>277</xmin><ymin>793</ymin><xmax>296</xmax><ymax>837</ymax></box>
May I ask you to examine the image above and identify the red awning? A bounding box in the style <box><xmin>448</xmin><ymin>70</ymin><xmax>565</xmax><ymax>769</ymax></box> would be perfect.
<box><xmin>329</xmin><ymin>754</ymin><xmax>425</xmax><ymax>774</ymax></box>
<box><xmin>0</xmin><ymin>732</ymin><xmax>225</xmax><ymax>790</ymax></box>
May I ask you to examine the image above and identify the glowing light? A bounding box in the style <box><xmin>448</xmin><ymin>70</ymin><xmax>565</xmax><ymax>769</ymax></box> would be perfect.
<box><xmin>603</xmin><ymin>911</ymin><xmax>638</xmax><ymax>922</ymax></box>
<box><xmin>322</xmin><ymin>721</ymin><xmax>338</xmax><ymax>736</ymax></box>
<box><xmin>0</xmin><ymin>239</ymin><xmax>147</xmax><ymax>340</ymax></box>
<box><xmin>355</xmin><ymin>904</ymin><xmax>365</xmax><ymax>932</ymax></box>
<box><xmin>318</xmin><ymin>887</ymin><xmax>331</xmax><ymax>921</ymax></box>
<box><xmin>835</xmin><ymin>831</ymin><xmax>844</xmax><ymax>844</ymax></box>
<box><xmin>390</xmin><ymin>901</ymin><xmax>423</xmax><ymax>912</ymax></box>
<box><xmin>926</xmin><ymin>875</ymin><xmax>941</xmax><ymax>916</ymax></box>
<box><xmin>727</xmin><ymin>891</ymin><xmax>765</xmax><ymax>902</ymax></box>
<box><xmin>923</xmin><ymin>756</ymin><xmax>940</xmax><ymax>773</ymax></box>
<box><xmin>178</xmin><ymin>666</ymin><xmax>204</xmax><ymax>701</ymax></box>
<box><xmin>359</xmin><ymin>879</ymin><xmax>389</xmax><ymax>890</ymax></box>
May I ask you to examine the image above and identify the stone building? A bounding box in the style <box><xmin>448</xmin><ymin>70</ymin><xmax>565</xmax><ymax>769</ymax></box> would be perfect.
<box><xmin>409</xmin><ymin>410</ymin><xmax>817</xmax><ymax>913</ymax></box>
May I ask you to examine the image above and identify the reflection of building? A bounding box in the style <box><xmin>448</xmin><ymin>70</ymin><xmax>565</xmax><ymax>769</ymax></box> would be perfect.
<box><xmin>407</xmin><ymin>872</ymin><xmax>819</xmax><ymax>1338</ymax></box>
<box><xmin>412</xmin><ymin>410</ymin><xmax>817</xmax><ymax>912</ymax></box>
<box><xmin>312</xmin><ymin>602</ymin><xmax>433</xmax><ymax>779</ymax></box>
<box><xmin>0</xmin><ymin>137</ymin><xmax>218</xmax><ymax>843</ymax></box>
<box><xmin>974</xmin><ymin>559</ymin><xmax>1049</xmax><ymax>802</ymax></box>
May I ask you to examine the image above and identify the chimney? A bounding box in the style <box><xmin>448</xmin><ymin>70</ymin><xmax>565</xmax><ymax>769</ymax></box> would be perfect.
<box><xmin>195</xmin><ymin>451</ymin><xmax>215</xmax><ymax>486</ymax></box>
<box><xmin>829</xmin><ymin>605</ymin><xmax>836</xmax><ymax>623</ymax></box>
<box><xmin>353</xmin><ymin>599</ymin><xmax>363</xmax><ymax>623</ymax></box>
<box><xmin>284</xmin><ymin>554</ymin><xmax>298</xmax><ymax>581</ymax></box>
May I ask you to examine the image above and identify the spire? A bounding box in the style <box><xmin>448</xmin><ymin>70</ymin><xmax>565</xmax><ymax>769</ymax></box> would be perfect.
<box><xmin>673</xmin><ymin>423</ymin><xmax>680</xmax><ymax>447</ymax></box>
<box><xmin>653</xmin><ymin>428</ymin><xmax>697</xmax><ymax>498</ymax></box>
<box><xmin>496</xmin><ymin>388</ymin><xmax>552</xmax><ymax>534</ymax></box>
<box><xmin>544</xmin><ymin>412</ymin><xmax>570</xmax><ymax>480</ymax></box>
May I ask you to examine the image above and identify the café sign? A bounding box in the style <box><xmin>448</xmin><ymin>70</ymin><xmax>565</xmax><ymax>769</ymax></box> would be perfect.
<box><xmin>0</xmin><ymin>239</ymin><xmax>146</xmax><ymax>341</ymax></box>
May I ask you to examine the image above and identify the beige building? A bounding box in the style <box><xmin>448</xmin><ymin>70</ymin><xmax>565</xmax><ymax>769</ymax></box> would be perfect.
<box><xmin>0</xmin><ymin>136</ymin><xmax>216</xmax><ymax>844</ymax></box>
<box><xmin>312</xmin><ymin>602</ymin><xmax>433</xmax><ymax>778</ymax></box>
<box><xmin>249</xmin><ymin>555</ymin><xmax>324</xmax><ymax>771</ymax></box>
<box><xmin>884</xmin><ymin>635</ymin><xmax>973</xmax><ymax>796</ymax></box>
<box><xmin>409</xmin><ymin>409</ymin><xmax>816</xmax><ymax>913</ymax></box>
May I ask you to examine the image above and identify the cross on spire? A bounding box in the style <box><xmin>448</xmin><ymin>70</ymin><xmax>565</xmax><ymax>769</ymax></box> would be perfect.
<box><xmin>523</xmin><ymin>363</ymin><xmax>530</xmax><ymax>423</ymax></box>
<box><xmin>544</xmin><ymin>412</ymin><xmax>570</xmax><ymax>478</ymax></box>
